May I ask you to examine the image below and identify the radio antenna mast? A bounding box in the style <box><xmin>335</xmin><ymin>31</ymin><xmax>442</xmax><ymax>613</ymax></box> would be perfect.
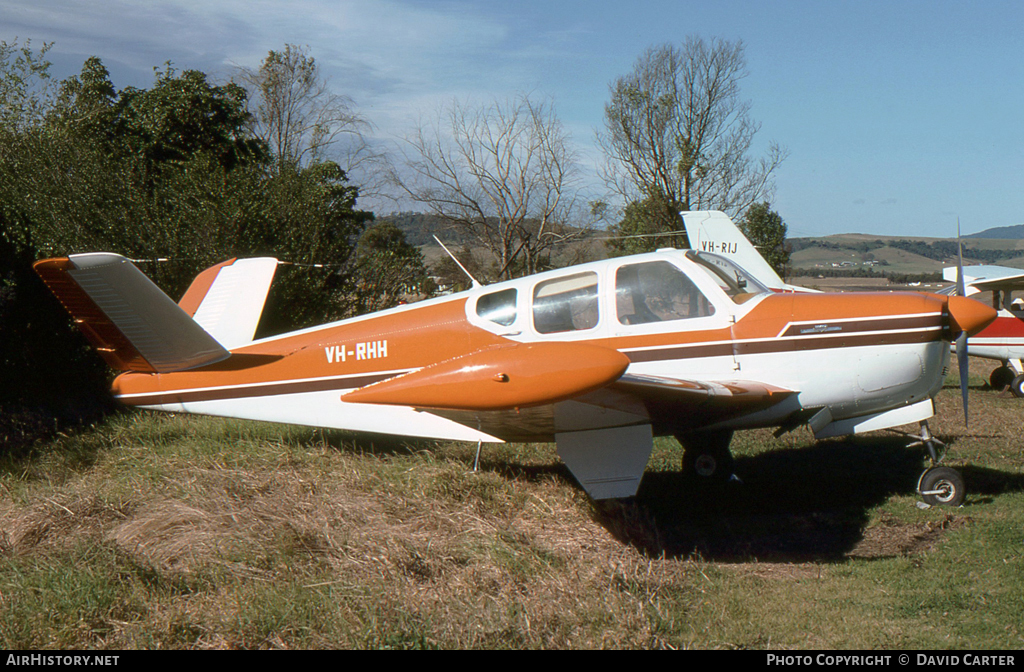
<box><xmin>433</xmin><ymin>235</ymin><xmax>481</xmax><ymax>289</ymax></box>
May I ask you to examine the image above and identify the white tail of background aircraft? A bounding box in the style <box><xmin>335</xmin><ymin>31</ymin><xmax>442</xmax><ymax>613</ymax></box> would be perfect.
<box><xmin>681</xmin><ymin>211</ymin><xmax>815</xmax><ymax>293</ymax></box>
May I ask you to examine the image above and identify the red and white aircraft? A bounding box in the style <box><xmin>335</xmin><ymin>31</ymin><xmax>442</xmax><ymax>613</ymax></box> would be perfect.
<box><xmin>34</xmin><ymin>214</ymin><xmax>996</xmax><ymax>506</ymax></box>
<box><xmin>942</xmin><ymin>264</ymin><xmax>1024</xmax><ymax>396</ymax></box>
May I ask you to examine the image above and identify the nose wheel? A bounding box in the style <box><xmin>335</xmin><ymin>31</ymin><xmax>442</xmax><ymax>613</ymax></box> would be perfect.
<box><xmin>917</xmin><ymin>466</ymin><xmax>965</xmax><ymax>507</ymax></box>
<box><xmin>907</xmin><ymin>421</ymin><xmax>965</xmax><ymax>507</ymax></box>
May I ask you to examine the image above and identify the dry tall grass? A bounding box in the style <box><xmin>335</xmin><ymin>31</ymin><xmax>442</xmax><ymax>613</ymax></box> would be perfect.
<box><xmin>2</xmin><ymin>357</ymin><xmax>1023</xmax><ymax>649</ymax></box>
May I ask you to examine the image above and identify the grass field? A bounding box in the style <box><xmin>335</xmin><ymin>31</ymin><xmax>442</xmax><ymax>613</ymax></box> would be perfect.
<box><xmin>1</xmin><ymin>357</ymin><xmax>1022</xmax><ymax>649</ymax></box>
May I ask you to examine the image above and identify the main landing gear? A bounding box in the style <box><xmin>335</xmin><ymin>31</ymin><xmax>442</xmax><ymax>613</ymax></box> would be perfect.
<box><xmin>677</xmin><ymin>429</ymin><xmax>738</xmax><ymax>483</ymax></box>
<box><xmin>989</xmin><ymin>365</ymin><xmax>1014</xmax><ymax>392</ymax></box>
<box><xmin>989</xmin><ymin>360</ymin><xmax>1024</xmax><ymax>398</ymax></box>
<box><xmin>678</xmin><ymin>422</ymin><xmax>965</xmax><ymax>507</ymax></box>
<box><xmin>908</xmin><ymin>421</ymin><xmax>965</xmax><ymax>507</ymax></box>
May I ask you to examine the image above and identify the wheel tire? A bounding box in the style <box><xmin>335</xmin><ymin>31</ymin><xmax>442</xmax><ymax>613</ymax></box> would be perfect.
<box><xmin>990</xmin><ymin>366</ymin><xmax>1014</xmax><ymax>391</ymax></box>
<box><xmin>918</xmin><ymin>466</ymin><xmax>965</xmax><ymax>507</ymax></box>
<box><xmin>682</xmin><ymin>446</ymin><xmax>735</xmax><ymax>481</ymax></box>
<box><xmin>1012</xmin><ymin>374</ymin><xmax>1024</xmax><ymax>398</ymax></box>
<box><xmin>678</xmin><ymin>430</ymin><xmax>735</xmax><ymax>482</ymax></box>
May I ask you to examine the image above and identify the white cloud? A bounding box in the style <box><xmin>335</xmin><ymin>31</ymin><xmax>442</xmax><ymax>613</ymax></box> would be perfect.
<box><xmin>1</xmin><ymin>1</ymin><xmax>556</xmax><ymax>130</ymax></box>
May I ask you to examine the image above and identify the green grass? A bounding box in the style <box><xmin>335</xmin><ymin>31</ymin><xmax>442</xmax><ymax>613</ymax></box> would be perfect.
<box><xmin>1</xmin><ymin>359</ymin><xmax>1023</xmax><ymax>649</ymax></box>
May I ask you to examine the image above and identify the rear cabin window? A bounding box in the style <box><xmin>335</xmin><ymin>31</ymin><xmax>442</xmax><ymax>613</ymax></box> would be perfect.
<box><xmin>615</xmin><ymin>261</ymin><xmax>715</xmax><ymax>325</ymax></box>
<box><xmin>532</xmin><ymin>272</ymin><xmax>600</xmax><ymax>334</ymax></box>
<box><xmin>476</xmin><ymin>288</ymin><xmax>517</xmax><ymax>326</ymax></box>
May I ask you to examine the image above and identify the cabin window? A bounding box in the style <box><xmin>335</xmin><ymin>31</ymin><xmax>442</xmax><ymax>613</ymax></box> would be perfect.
<box><xmin>615</xmin><ymin>261</ymin><xmax>715</xmax><ymax>325</ymax></box>
<box><xmin>533</xmin><ymin>272</ymin><xmax>599</xmax><ymax>333</ymax></box>
<box><xmin>996</xmin><ymin>289</ymin><xmax>1024</xmax><ymax>315</ymax></box>
<box><xmin>476</xmin><ymin>288</ymin><xmax>518</xmax><ymax>326</ymax></box>
<box><xmin>687</xmin><ymin>250</ymin><xmax>770</xmax><ymax>304</ymax></box>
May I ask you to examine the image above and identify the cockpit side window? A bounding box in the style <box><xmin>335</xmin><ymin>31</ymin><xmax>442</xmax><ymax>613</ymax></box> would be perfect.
<box><xmin>687</xmin><ymin>250</ymin><xmax>771</xmax><ymax>304</ymax></box>
<box><xmin>615</xmin><ymin>261</ymin><xmax>715</xmax><ymax>325</ymax></box>
<box><xmin>476</xmin><ymin>288</ymin><xmax>517</xmax><ymax>326</ymax></box>
<box><xmin>533</xmin><ymin>272</ymin><xmax>599</xmax><ymax>334</ymax></box>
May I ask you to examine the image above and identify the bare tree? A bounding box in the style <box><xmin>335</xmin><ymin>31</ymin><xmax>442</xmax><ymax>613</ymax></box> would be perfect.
<box><xmin>394</xmin><ymin>94</ymin><xmax>595</xmax><ymax>280</ymax></box>
<box><xmin>597</xmin><ymin>37</ymin><xmax>787</xmax><ymax>222</ymax></box>
<box><xmin>235</xmin><ymin>45</ymin><xmax>378</xmax><ymax>180</ymax></box>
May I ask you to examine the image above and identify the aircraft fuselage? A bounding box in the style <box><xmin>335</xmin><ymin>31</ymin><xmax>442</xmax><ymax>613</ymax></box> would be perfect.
<box><xmin>110</xmin><ymin>250</ymin><xmax>955</xmax><ymax>444</ymax></box>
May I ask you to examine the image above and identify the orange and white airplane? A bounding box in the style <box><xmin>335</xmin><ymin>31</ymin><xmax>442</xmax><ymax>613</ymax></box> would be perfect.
<box><xmin>942</xmin><ymin>264</ymin><xmax>1024</xmax><ymax>396</ymax></box>
<box><xmin>34</xmin><ymin>215</ymin><xmax>997</xmax><ymax>507</ymax></box>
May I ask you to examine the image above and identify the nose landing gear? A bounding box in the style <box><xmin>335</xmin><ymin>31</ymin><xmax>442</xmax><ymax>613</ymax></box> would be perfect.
<box><xmin>907</xmin><ymin>421</ymin><xmax>965</xmax><ymax>507</ymax></box>
<box><xmin>918</xmin><ymin>466</ymin><xmax>965</xmax><ymax>507</ymax></box>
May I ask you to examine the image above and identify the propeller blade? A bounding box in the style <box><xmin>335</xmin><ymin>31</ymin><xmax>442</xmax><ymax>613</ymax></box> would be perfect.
<box><xmin>954</xmin><ymin>217</ymin><xmax>969</xmax><ymax>425</ymax></box>
<box><xmin>957</xmin><ymin>331</ymin><xmax>969</xmax><ymax>426</ymax></box>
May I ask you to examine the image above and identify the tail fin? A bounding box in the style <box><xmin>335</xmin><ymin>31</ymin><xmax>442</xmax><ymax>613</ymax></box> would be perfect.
<box><xmin>34</xmin><ymin>254</ymin><xmax>275</xmax><ymax>373</ymax></box>
<box><xmin>177</xmin><ymin>257</ymin><xmax>277</xmax><ymax>349</ymax></box>
<box><xmin>682</xmin><ymin>210</ymin><xmax>811</xmax><ymax>292</ymax></box>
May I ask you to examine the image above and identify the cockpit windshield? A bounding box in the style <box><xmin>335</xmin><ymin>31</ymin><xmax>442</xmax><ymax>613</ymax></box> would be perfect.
<box><xmin>686</xmin><ymin>250</ymin><xmax>771</xmax><ymax>303</ymax></box>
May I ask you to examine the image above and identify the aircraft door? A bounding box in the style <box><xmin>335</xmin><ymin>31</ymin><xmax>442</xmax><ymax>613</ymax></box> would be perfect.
<box><xmin>612</xmin><ymin>260</ymin><xmax>716</xmax><ymax>334</ymax></box>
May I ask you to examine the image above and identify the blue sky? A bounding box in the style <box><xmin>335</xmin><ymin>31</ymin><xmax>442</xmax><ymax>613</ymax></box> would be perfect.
<box><xmin>3</xmin><ymin>0</ymin><xmax>1022</xmax><ymax>238</ymax></box>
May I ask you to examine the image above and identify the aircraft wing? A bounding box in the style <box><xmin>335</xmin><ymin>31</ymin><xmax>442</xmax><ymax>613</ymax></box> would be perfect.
<box><xmin>595</xmin><ymin>373</ymin><xmax>797</xmax><ymax>434</ymax></box>
<box><xmin>419</xmin><ymin>371</ymin><xmax>799</xmax><ymax>442</ymax></box>
<box><xmin>943</xmin><ymin>264</ymin><xmax>1024</xmax><ymax>294</ymax></box>
<box><xmin>418</xmin><ymin>371</ymin><xmax>799</xmax><ymax>499</ymax></box>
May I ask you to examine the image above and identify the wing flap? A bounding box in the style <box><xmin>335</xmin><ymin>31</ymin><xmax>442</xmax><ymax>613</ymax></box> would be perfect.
<box><xmin>613</xmin><ymin>373</ymin><xmax>796</xmax><ymax>408</ymax></box>
<box><xmin>597</xmin><ymin>373</ymin><xmax>796</xmax><ymax>433</ymax></box>
<box><xmin>422</xmin><ymin>372</ymin><xmax>798</xmax><ymax>442</ymax></box>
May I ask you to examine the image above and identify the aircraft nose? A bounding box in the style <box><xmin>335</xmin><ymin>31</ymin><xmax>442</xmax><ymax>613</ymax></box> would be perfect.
<box><xmin>947</xmin><ymin>295</ymin><xmax>997</xmax><ymax>338</ymax></box>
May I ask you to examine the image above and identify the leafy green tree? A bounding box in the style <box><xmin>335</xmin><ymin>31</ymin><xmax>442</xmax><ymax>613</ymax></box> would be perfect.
<box><xmin>0</xmin><ymin>41</ymin><xmax>389</xmax><ymax>444</ymax></box>
<box><xmin>2</xmin><ymin>44</ymin><xmax>381</xmax><ymax>336</ymax></box>
<box><xmin>349</xmin><ymin>221</ymin><xmax>430</xmax><ymax>314</ymax></box>
<box><xmin>740</xmin><ymin>202</ymin><xmax>790</xmax><ymax>278</ymax></box>
<box><xmin>251</xmin><ymin>160</ymin><xmax>375</xmax><ymax>335</ymax></box>
<box><xmin>605</xmin><ymin>190</ymin><xmax>687</xmax><ymax>256</ymax></box>
<box><xmin>2</xmin><ymin>57</ymin><xmax>272</xmax><ymax>295</ymax></box>
<box><xmin>0</xmin><ymin>39</ymin><xmax>55</xmax><ymax>132</ymax></box>
<box><xmin>0</xmin><ymin>39</ymin><xmax>55</xmax><ymax>251</ymax></box>
<box><xmin>110</xmin><ymin>65</ymin><xmax>264</xmax><ymax>173</ymax></box>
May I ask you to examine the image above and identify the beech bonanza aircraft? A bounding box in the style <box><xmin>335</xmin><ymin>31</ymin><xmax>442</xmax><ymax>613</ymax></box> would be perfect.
<box><xmin>942</xmin><ymin>264</ymin><xmax>1024</xmax><ymax>396</ymax></box>
<box><xmin>34</xmin><ymin>212</ymin><xmax>997</xmax><ymax>507</ymax></box>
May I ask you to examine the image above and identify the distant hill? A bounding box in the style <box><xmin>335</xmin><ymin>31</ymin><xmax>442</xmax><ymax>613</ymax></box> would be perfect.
<box><xmin>965</xmin><ymin>224</ymin><xmax>1024</xmax><ymax>239</ymax></box>
<box><xmin>378</xmin><ymin>212</ymin><xmax>466</xmax><ymax>247</ymax></box>
<box><xmin>381</xmin><ymin>211</ymin><xmax>1024</xmax><ymax>279</ymax></box>
<box><xmin>788</xmin><ymin>232</ymin><xmax>1024</xmax><ymax>277</ymax></box>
